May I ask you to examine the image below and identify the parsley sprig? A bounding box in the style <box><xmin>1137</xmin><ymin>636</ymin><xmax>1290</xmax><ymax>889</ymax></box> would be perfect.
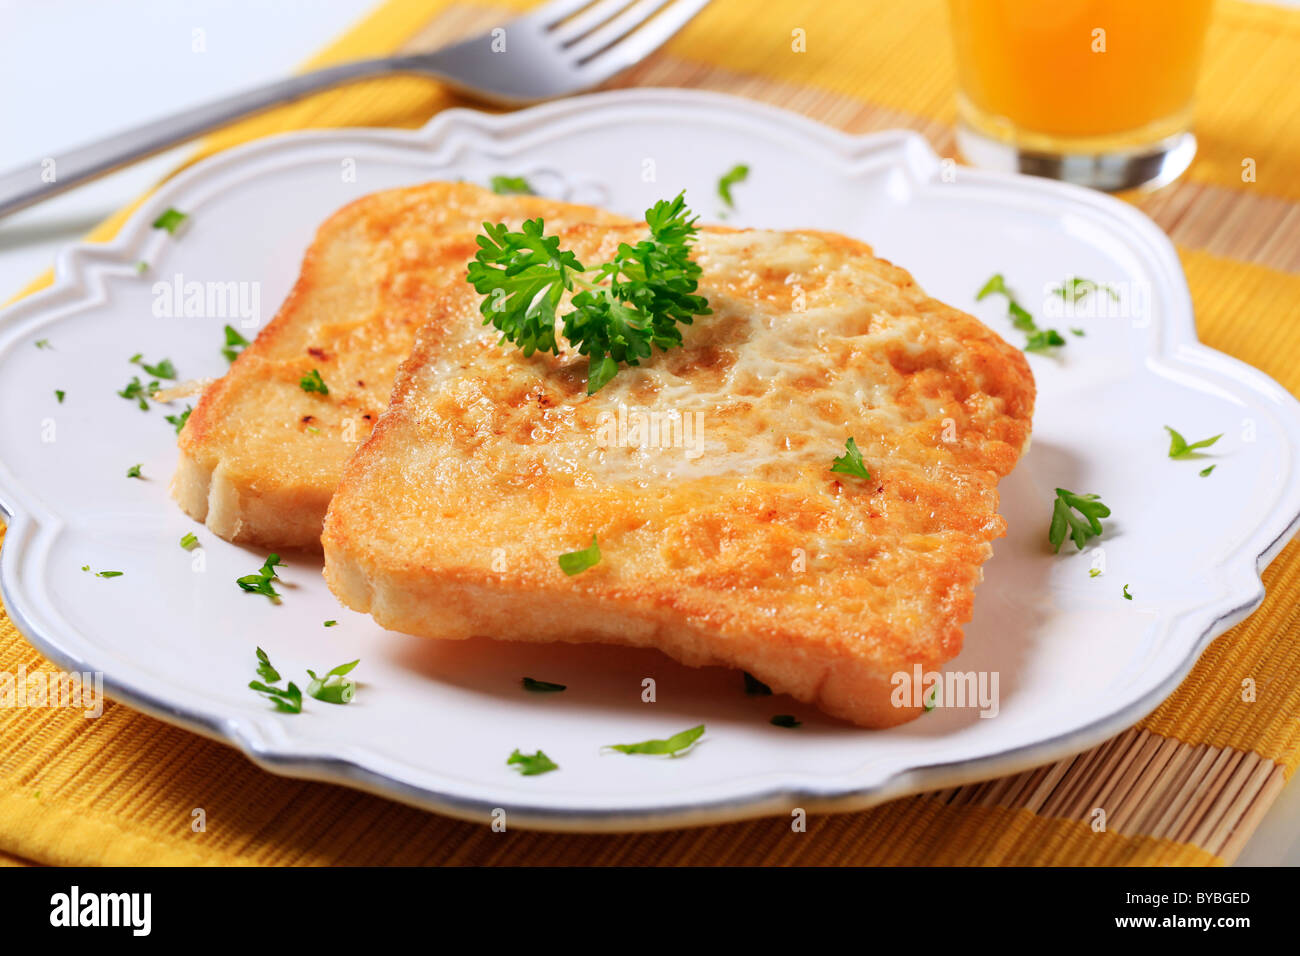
<box><xmin>467</xmin><ymin>192</ymin><xmax>711</xmax><ymax>394</ymax></box>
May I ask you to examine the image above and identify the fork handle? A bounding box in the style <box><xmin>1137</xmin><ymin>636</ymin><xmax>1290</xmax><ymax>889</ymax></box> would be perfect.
<box><xmin>0</xmin><ymin>58</ymin><xmax>399</xmax><ymax>220</ymax></box>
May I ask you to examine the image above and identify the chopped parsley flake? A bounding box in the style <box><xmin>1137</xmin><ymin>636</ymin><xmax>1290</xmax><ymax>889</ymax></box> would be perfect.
<box><xmin>237</xmin><ymin>554</ymin><xmax>283</xmax><ymax>601</ymax></box>
<box><xmin>1123</xmin><ymin>584</ymin><xmax>1133</xmax><ymax>600</ymax></box>
<box><xmin>717</xmin><ymin>163</ymin><xmax>749</xmax><ymax>208</ymax></box>
<box><xmin>975</xmin><ymin>274</ymin><xmax>1008</xmax><ymax>301</ymax></box>
<box><xmin>222</xmin><ymin>325</ymin><xmax>250</xmax><ymax>363</ymax></box>
<box><xmin>248</xmin><ymin>648</ymin><xmax>301</xmax><ymax>713</ymax></box>
<box><xmin>1007</xmin><ymin>300</ymin><xmax>1036</xmax><ymax>332</ymax></box>
<box><xmin>507</xmin><ymin>749</ymin><xmax>559</xmax><ymax>776</ymax></box>
<box><xmin>1025</xmin><ymin>328</ymin><xmax>1067</xmax><ymax>352</ymax></box>
<box><xmin>558</xmin><ymin>534</ymin><xmax>601</xmax><ymax>576</ymax></box>
<box><xmin>1051</xmin><ymin>277</ymin><xmax>1118</xmax><ymax>302</ymax></box>
<box><xmin>255</xmin><ymin>647</ymin><xmax>281</xmax><ymax>683</ymax></box>
<box><xmin>165</xmin><ymin>406</ymin><xmax>191</xmax><ymax>434</ymax></box>
<box><xmin>152</xmin><ymin>208</ymin><xmax>188</xmax><ymax>234</ymax></box>
<box><xmin>131</xmin><ymin>355</ymin><xmax>176</xmax><ymax>379</ymax></box>
<box><xmin>1200</xmin><ymin>465</ymin><xmax>1216</xmax><ymax>477</ymax></box>
<box><xmin>489</xmin><ymin>175</ymin><xmax>535</xmax><ymax>195</ymax></box>
<box><xmin>249</xmin><ymin>679</ymin><xmax>301</xmax><ymax>713</ymax></box>
<box><xmin>306</xmin><ymin>659</ymin><xmax>359</xmax><ymax>704</ymax></box>
<box><xmin>118</xmin><ymin>376</ymin><xmax>159</xmax><ymax>411</ymax></box>
<box><xmin>35</xmin><ymin>339</ymin><xmax>51</xmax><ymax>350</ymax></box>
<box><xmin>830</xmin><ymin>436</ymin><xmax>871</xmax><ymax>480</ymax></box>
<box><xmin>1048</xmin><ymin>487</ymin><xmax>1111</xmax><ymax>553</ymax></box>
<box><xmin>323</xmin><ymin>620</ymin><xmax>338</xmax><ymax>627</ymax></box>
<box><xmin>126</xmin><ymin>463</ymin><xmax>143</xmax><ymax>478</ymax></box>
<box><xmin>522</xmin><ymin>677</ymin><xmax>567</xmax><ymax>693</ymax></box>
<box><xmin>299</xmin><ymin>369</ymin><xmax>329</xmax><ymax>395</ymax></box>
<box><xmin>54</xmin><ymin>390</ymin><xmax>65</xmax><ymax>403</ymax></box>
<box><xmin>1089</xmin><ymin>567</ymin><xmax>1102</xmax><ymax>578</ymax></box>
<box><xmin>1165</xmin><ymin>425</ymin><xmax>1221</xmax><ymax>459</ymax></box>
<box><xmin>743</xmin><ymin>671</ymin><xmax>772</xmax><ymax>696</ymax></box>
<box><xmin>606</xmin><ymin>724</ymin><xmax>705</xmax><ymax>757</ymax></box>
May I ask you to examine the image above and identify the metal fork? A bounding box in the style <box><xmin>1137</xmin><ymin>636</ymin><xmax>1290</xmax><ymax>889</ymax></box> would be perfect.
<box><xmin>0</xmin><ymin>0</ymin><xmax>711</xmax><ymax>219</ymax></box>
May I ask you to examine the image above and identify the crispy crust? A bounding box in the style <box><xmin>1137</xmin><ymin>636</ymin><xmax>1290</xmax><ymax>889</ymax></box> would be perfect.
<box><xmin>322</xmin><ymin>224</ymin><xmax>1035</xmax><ymax>728</ymax></box>
<box><xmin>170</xmin><ymin>182</ymin><xmax>631</xmax><ymax>549</ymax></box>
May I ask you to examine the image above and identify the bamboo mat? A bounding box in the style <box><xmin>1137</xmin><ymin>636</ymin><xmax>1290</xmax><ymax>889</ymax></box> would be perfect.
<box><xmin>1</xmin><ymin>0</ymin><xmax>1298</xmax><ymax>866</ymax></box>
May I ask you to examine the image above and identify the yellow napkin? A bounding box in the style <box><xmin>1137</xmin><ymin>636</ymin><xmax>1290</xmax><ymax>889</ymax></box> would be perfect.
<box><xmin>2</xmin><ymin>0</ymin><xmax>1298</xmax><ymax>865</ymax></box>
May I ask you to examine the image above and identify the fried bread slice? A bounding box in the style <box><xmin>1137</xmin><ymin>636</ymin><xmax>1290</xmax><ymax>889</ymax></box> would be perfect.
<box><xmin>170</xmin><ymin>182</ymin><xmax>630</xmax><ymax>548</ymax></box>
<box><xmin>322</xmin><ymin>224</ymin><xmax>1035</xmax><ymax>727</ymax></box>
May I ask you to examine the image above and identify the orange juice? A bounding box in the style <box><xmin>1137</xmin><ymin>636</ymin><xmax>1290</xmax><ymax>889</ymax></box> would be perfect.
<box><xmin>947</xmin><ymin>0</ymin><xmax>1213</xmax><ymax>188</ymax></box>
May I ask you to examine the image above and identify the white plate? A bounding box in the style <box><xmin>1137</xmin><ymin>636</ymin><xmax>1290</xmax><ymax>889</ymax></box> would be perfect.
<box><xmin>1</xmin><ymin>90</ymin><xmax>1298</xmax><ymax>831</ymax></box>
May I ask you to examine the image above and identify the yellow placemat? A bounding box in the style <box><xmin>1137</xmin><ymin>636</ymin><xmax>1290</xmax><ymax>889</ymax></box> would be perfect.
<box><xmin>2</xmin><ymin>0</ymin><xmax>1299</xmax><ymax>865</ymax></box>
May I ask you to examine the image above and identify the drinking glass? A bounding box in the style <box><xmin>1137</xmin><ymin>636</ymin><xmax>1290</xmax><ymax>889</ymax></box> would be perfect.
<box><xmin>947</xmin><ymin>0</ymin><xmax>1215</xmax><ymax>191</ymax></box>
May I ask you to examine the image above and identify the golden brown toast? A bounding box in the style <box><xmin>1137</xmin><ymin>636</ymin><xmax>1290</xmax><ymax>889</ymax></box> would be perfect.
<box><xmin>321</xmin><ymin>224</ymin><xmax>1035</xmax><ymax>728</ymax></box>
<box><xmin>170</xmin><ymin>182</ymin><xmax>630</xmax><ymax>548</ymax></box>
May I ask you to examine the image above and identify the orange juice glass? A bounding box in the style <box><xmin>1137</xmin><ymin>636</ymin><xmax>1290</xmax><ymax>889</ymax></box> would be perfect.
<box><xmin>947</xmin><ymin>0</ymin><xmax>1214</xmax><ymax>191</ymax></box>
